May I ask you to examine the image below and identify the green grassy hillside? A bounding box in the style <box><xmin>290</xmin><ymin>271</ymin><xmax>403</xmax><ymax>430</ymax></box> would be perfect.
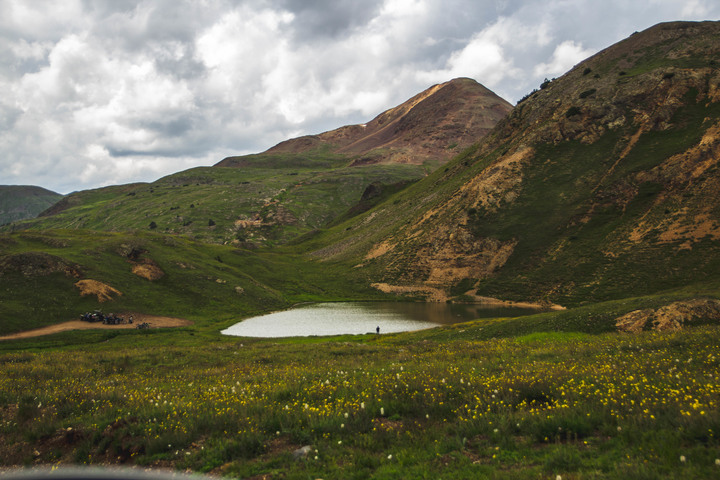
<box><xmin>6</xmin><ymin>153</ymin><xmax>427</xmax><ymax>246</ymax></box>
<box><xmin>0</xmin><ymin>229</ymin><xmax>382</xmax><ymax>336</ymax></box>
<box><xmin>0</xmin><ymin>185</ymin><xmax>63</xmax><ymax>225</ymax></box>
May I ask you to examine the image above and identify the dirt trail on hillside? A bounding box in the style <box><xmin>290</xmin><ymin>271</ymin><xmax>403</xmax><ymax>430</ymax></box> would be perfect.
<box><xmin>0</xmin><ymin>314</ymin><xmax>192</xmax><ymax>341</ymax></box>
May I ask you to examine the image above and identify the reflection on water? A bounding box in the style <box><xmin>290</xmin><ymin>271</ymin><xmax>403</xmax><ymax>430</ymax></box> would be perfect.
<box><xmin>221</xmin><ymin>302</ymin><xmax>542</xmax><ymax>338</ymax></box>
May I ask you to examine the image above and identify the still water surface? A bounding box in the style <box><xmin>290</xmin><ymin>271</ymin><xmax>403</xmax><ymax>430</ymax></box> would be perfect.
<box><xmin>221</xmin><ymin>302</ymin><xmax>542</xmax><ymax>338</ymax></box>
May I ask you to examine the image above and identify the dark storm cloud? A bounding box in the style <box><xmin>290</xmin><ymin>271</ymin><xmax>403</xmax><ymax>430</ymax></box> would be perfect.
<box><xmin>278</xmin><ymin>0</ymin><xmax>385</xmax><ymax>39</ymax></box>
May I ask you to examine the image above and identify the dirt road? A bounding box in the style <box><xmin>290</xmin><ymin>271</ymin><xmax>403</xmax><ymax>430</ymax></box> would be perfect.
<box><xmin>0</xmin><ymin>313</ymin><xmax>193</xmax><ymax>341</ymax></box>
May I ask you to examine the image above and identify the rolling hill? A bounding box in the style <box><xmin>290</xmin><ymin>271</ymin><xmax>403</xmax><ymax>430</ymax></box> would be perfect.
<box><xmin>0</xmin><ymin>77</ymin><xmax>512</xmax><ymax>332</ymax></box>
<box><xmin>0</xmin><ymin>185</ymin><xmax>63</xmax><ymax>226</ymax></box>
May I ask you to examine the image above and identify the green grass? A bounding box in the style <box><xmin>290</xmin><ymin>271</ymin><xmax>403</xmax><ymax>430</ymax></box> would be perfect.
<box><xmin>1</xmin><ymin>320</ymin><xmax>719</xmax><ymax>479</ymax></box>
<box><xmin>4</xmin><ymin>152</ymin><xmax>427</xmax><ymax>247</ymax></box>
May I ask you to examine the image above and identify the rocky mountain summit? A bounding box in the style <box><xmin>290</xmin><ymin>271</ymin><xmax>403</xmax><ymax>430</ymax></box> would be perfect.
<box><xmin>218</xmin><ymin>77</ymin><xmax>513</xmax><ymax>168</ymax></box>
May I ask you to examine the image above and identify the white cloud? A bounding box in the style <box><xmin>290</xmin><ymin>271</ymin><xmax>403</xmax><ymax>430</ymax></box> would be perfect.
<box><xmin>415</xmin><ymin>15</ymin><xmax>552</xmax><ymax>97</ymax></box>
<box><xmin>2</xmin><ymin>0</ymin><xmax>720</xmax><ymax>193</ymax></box>
<box><xmin>680</xmin><ymin>0</ymin><xmax>711</xmax><ymax>18</ymax></box>
<box><xmin>533</xmin><ymin>40</ymin><xmax>595</xmax><ymax>78</ymax></box>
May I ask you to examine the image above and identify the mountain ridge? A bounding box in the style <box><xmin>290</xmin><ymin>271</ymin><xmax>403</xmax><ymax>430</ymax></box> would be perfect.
<box><xmin>218</xmin><ymin>77</ymin><xmax>512</xmax><ymax>168</ymax></box>
<box><xmin>307</xmin><ymin>20</ymin><xmax>720</xmax><ymax>306</ymax></box>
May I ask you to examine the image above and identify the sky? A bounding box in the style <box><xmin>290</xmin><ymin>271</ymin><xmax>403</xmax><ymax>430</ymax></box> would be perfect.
<box><xmin>1</xmin><ymin>1</ymin><xmax>718</xmax><ymax>194</ymax></box>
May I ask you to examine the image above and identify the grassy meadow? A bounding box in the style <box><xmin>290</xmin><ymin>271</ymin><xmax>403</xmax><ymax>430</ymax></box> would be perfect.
<box><xmin>1</xmin><ymin>304</ymin><xmax>719</xmax><ymax>479</ymax></box>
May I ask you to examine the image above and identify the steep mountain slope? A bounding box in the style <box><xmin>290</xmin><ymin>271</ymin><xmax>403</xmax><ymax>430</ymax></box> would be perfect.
<box><xmin>8</xmin><ymin>79</ymin><xmax>510</xmax><ymax>246</ymax></box>
<box><xmin>308</xmin><ymin>21</ymin><xmax>720</xmax><ymax>306</ymax></box>
<box><xmin>218</xmin><ymin>77</ymin><xmax>513</xmax><ymax>168</ymax></box>
<box><xmin>0</xmin><ymin>185</ymin><xmax>63</xmax><ymax>225</ymax></box>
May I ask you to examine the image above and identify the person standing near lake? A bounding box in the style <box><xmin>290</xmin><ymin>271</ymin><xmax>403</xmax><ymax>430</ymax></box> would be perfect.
<box><xmin>376</xmin><ymin>326</ymin><xmax>380</xmax><ymax>334</ymax></box>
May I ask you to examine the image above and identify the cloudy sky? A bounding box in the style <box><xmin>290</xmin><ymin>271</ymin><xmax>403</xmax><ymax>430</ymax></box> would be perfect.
<box><xmin>1</xmin><ymin>0</ymin><xmax>718</xmax><ymax>193</ymax></box>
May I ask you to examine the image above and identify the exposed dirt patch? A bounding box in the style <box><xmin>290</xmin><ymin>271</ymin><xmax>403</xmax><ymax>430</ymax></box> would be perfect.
<box><xmin>625</xmin><ymin>120</ymin><xmax>720</xmax><ymax>249</ymax></box>
<box><xmin>74</xmin><ymin>279</ymin><xmax>122</xmax><ymax>302</ymax></box>
<box><xmin>464</xmin><ymin>292</ymin><xmax>566</xmax><ymax>311</ymax></box>
<box><xmin>371</xmin><ymin>282</ymin><xmax>448</xmax><ymax>302</ymax></box>
<box><xmin>422</xmin><ymin>234</ymin><xmax>517</xmax><ymax>286</ymax></box>
<box><xmin>365</xmin><ymin>240</ymin><xmax>395</xmax><ymax>260</ymax></box>
<box><xmin>460</xmin><ymin>146</ymin><xmax>533</xmax><ymax>212</ymax></box>
<box><xmin>372</xmin><ymin>418</ymin><xmax>404</xmax><ymax>432</ymax></box>
<box><xmin>616</xmin><ymin>299</ymin><xmax>720</xmax><ymax>332</ymax></box>
<box><xmin>657</xmin><ymin>212</ymin><xmax>720</xmax><ymax>245</ymax></box>
<box><xmin>0</xmin><ymin>313</ymin><xmax>192</xmax><ymax>341</ymax></box>
<box><xmin>131</xmin><ymin>262</ymin><xmax>165</xmax><ymax>281</ymax></box>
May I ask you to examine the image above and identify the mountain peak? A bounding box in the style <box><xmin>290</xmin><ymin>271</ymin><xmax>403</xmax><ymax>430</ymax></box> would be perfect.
<box><xmin>219</xmin><ymin>78</ymin><xmax>512</xmax><ymax>168</ymax></box>
<box><xmin>315</xmin><ymin>20</ymin><xmax>720</xmax><ymax>305</ymax></box>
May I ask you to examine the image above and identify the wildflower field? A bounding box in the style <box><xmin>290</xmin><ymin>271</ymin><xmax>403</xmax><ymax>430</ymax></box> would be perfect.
<box><xmin>1</xmin><ymin>319</ymin><xmax>719</xmax><ymax>479</ymax></box>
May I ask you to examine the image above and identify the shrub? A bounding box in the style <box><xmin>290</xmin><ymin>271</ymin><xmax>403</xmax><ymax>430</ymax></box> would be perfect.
<box><xmin>517</xmin><ymin>89</ymin><xmax>539</xmax><ymax>104</ymax></box>
<box><xmin>579</xmin><ymin>88</ymin><xmax>597</xmax><ymax>99</ymax></box>
<box><xmin>565</xmin><ymin>106</ymin><xmax>582</xmax><ymax>118</ymax></box>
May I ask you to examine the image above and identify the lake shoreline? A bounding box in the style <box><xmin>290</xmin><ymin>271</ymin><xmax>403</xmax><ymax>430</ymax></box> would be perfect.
<box><xmin>222</xmin><ymin>301</ymin><xmax>548</xmax><ymax>338</ymax></box>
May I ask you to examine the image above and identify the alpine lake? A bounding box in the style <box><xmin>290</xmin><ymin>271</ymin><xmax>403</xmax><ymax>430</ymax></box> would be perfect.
<box><xmin>222</xmin><ymin>301</ymin><xmax>545</xmax><ymax>338</ymax></box>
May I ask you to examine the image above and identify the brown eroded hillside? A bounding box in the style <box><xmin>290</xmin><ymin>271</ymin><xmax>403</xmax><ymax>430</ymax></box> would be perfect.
<box><xmin>217</xmin><ymin>77</ymin><xmax>513</xmax><ymax>168</ymax></box>
<box><xmin>310</xmin><ymin>21</ymin><xmax>720</xmax><ymax>306</ymax></box>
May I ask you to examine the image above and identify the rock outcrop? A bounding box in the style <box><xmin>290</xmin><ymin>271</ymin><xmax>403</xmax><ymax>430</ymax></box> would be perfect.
<box><xmin>616</xmin><ymin>299</ymin><xmax>720</xmax><ymax>332</ymax></box>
